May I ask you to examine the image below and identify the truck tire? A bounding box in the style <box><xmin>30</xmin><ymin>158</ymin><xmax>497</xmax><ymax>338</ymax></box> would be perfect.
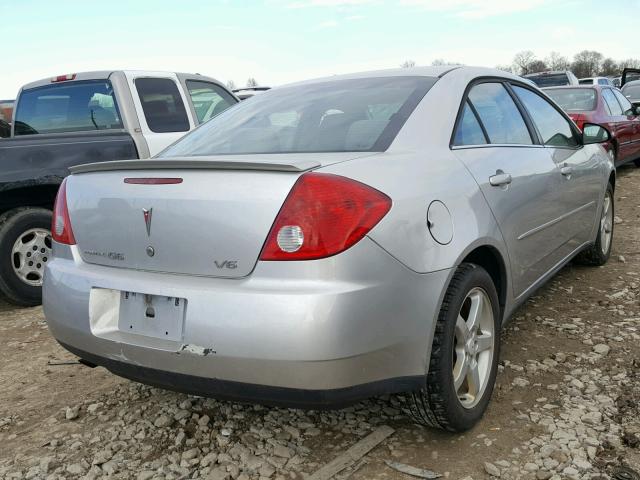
<box><xmin>0</xmin><ymin>207</ymin><xmax>53</xmax><ymax>306</ymax></box>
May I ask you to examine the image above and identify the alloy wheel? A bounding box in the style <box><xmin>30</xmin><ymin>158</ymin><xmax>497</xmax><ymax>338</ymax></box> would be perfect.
<box><xmin>600</xmin><ymin>191</ymin><xmax>613</xmax><ymax>256</ymax></box>
<box><xmin>453</xmin><ymin>287</ymin><xmax>495</xmax><ymax>409</ymax></box>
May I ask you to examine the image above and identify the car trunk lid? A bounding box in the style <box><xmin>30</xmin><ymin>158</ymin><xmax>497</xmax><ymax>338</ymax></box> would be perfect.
<box><xmin>65</xmin><ymin>154</ymin><xmax>373</xmax><ymax>278</ymax></box>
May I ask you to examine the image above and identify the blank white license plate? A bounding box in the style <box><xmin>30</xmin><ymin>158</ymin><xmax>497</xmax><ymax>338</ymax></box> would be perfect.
<box><xmin>118</xmin><ymin>291</ymin><xmax>186</xmax><ymax>341</ymax></box>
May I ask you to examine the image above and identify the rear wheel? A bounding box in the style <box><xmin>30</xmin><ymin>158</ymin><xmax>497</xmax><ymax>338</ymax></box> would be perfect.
<box><xmin>575</xmin><ymin>184</ymin><xmax>613</xmax><ymax>266</ymax></box>
<box><xmin>0</xmin><ymin>208</ymin><xmax>52</xmax><ymax>306</ymax></box>
<box><xmin>634</xmin><ymin>158</ymin><xmax>640</xmax><ymax>167</ymax></box>
<box><xmin>407</xmin><ymin>263</ymin><xmax>500</xmax><ymax>432</ymax></box>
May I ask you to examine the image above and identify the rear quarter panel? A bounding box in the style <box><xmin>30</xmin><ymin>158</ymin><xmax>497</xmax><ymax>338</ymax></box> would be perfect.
<box><xmin>321</xmin><ymin>69</ymin><xmax>508</xmax><ymax>277</ymax></box>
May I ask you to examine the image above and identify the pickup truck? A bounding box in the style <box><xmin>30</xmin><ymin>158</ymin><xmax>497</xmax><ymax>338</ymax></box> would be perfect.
<box><xmin>0</xmin><ymin>70</ymin><xmax>238</xmax><ymax>306</ymax></box>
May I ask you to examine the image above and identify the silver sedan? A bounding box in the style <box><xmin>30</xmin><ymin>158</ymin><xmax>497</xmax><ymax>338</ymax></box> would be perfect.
<box><xmin>44</xmin><ymin>66</ymin><xmax>614</xmax><ymax>432</ymax></box>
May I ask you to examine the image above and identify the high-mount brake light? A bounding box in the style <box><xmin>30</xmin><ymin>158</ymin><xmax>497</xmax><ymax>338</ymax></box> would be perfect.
<box><xmin>260</xmin><ymin>173</ymin><xmax>391</xmax><ymax>261</ymax></box>
<box><xmin>51</xmin><ymin>74</ymin><xmax>76</xmax><ymax>83</ymax></box>
<box><xmin>51</xmin><ymin>178</ymin><xmax>76</xmax><ymax>245</ymax></box>
<box><xmin>124</xmin><ymin>178</ymin><xmax>183</xmax><ymax>185</ymax></box>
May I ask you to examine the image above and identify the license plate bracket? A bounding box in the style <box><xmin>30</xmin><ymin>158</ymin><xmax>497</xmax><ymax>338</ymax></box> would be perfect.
<box><xmin>118</xmin><ymin>291</ymin><xmax>185</xmax><ymax>341</ymax></box>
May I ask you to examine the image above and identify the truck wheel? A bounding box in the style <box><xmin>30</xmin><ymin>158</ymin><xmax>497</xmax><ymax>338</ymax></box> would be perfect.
<box><xmin>0</xmin><ymin>208</ymin><xmax>53</xmax><ymax>306</ymax></box>
<box><xmin>407</xmin><ymin>263</ymin><xmax>500</xmax><ymax>432</ymax></box>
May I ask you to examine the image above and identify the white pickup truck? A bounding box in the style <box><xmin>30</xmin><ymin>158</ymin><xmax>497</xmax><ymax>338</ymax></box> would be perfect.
<box><xmin>0</xmin><ymin>70</ymin><xmax>238</xmax><ymax>305</ymax></box>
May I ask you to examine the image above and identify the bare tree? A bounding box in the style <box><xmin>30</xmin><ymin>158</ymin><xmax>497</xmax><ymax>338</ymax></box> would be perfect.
<box><xmin>571</xmin><ymin>50</ymin><xmax>603</xmax><ymax>78</ymax></box>
<box><xmin>495</xmin><ymin>65</ymin><xmax>513</xmax><ymax>73</ymax></box>
<box><xmin>431</xmin><ymin>59</ymin><xmax>462</xmax><ymax>66</ymax></box>
<box><xmin>599</xmin><ymin>58</ymin><xmax>619</xmax><ymax>77</ymax></box>
<box><xmin>401</xmin><ymin>60</ymin><xmax>416</xmax><ymax>68</ymax></box>
<box><xmin>226</xmin><ymin>80</ymin><xmax>237</xmax><ymax>91</ymax></box>
<box><xmin>246</xmin><ymin>78</ymin><xmax>258</xmax><ymax>87</ymax></box>
<box><xmin>619</xmin><ymin>58</ymin><xmax>640</xmax><ymax>69</ymax></box>
<box><xmin>546</xmin><ymin>51</ymin><xmax>570</xmax><ymax>71</ymax></box>
<box><xmin>512</xmin><ymin>50</ymin><xmax>536</xmax><ymax>75</ymax></box>
<box><xmin>527</xmin><ymin>60</ymin><xmax>548</xmax><ymax>74</ymax></box>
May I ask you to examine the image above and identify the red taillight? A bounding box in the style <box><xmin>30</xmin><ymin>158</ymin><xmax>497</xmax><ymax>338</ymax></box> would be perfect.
<box><xmin>570</xmin><ymin>113</ymin><xmax>586</xmax><ymax>131</ymax></box>
<box><xmin>51</xmin><ymin>74</ymin><xmax>76</xmax><ymax>83</ymax></box>
<box><xmin>260</xmin><ymin>173</ymin><xmax>391</xmax><ymax>261</ymax></box>
<box><xmin>51</xmin><ymin>179</ymin><xmax>76</xmax><ymax>245</ymax></box>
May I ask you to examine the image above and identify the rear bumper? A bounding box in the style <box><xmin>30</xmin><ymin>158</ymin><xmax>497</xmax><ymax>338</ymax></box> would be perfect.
<box><xmin>60</xmin><ymin>342</ymin><xmax>422</xmax><ymax>409</ymax></box>
<box><xmin>44</xmin><ymin>238</ymin><xmax>451</xmax><ymax>406</ymax></box>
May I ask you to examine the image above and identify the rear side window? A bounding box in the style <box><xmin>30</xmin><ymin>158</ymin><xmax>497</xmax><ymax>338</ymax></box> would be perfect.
<box><xmin>613</xmin><ymin>89</ymin><xmax>633</xmax><ymax>114</ymax></box>
<box><xmin>453</xmin><ymin>101</ymin><xmax>487</xmax><ymax>146</ymax></box>
<box><xmin>135</xmin><ymin>78</ymin><xmax>189</xmax><ymax>133</ymax></box>
<box><xmin>513</xmin><ymin>86</ymin><xmax>579</xmax><ymax>148</ymax></box>
<box><xmin>598</xmin><ymin>78</ymin><xmax>609</xmax><ymax>86</ymax></box>
<box><xmin>186</xmin><ymin>80</ymin><xmax>236</xmax><ymax>124</ymax></box>
<box><xmin>602</xmin><ymin>89</ymin><xmax>623</xmax><ymax>116</ymax></box>
<box><xmin>14</xmin><ymin>80</ymin><xmax>123</xmax><ymax>135</ymax></box>
<box><xmin>468</xmin><ymin>83</ymin><xmax>532</xmax><ymax>145</ymax></box>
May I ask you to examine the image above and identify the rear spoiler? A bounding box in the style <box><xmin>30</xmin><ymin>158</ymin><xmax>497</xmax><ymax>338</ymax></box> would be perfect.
<box><xmin>621</xmin><ymin>68</ymin><xmax>640</xmax><ymax>87</ymax></box>
<box><xmin>70</xmin><ymin>158</ymin><xmax>321</xmax><ymax>174</ymax></box>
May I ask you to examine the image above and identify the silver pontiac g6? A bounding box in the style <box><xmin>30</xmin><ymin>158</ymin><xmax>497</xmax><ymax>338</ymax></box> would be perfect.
<box><xmin>44</xmin><ymin>66</ymin><xmax>615</xmax><ymax>431</ymax></box>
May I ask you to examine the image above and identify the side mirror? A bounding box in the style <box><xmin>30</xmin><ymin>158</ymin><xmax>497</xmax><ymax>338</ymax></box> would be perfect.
<box><xmin>582</xmin><ymin>123</ymin><xmax>611</xmax><ymax>145</ymax></box>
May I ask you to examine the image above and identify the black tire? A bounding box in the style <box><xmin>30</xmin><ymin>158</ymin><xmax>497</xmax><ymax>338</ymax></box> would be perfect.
<box><xmin>407</xmin><ymin>263</ymin><xmax>501</xmax><ymax>432</ymax></box>
<box><xmin>634</xmin><ymin>158</ymin><xmax>640</xmax><ymax>167</ymax></box>
<box><xmin>0</xmin><ymin>207</ymin><xmax>53</xmax><ymax>306</ymax></box>
<box><xmin>575</xmin><ymin>184</ymin><xmax>614</xmax><ymax>266</ymax></box>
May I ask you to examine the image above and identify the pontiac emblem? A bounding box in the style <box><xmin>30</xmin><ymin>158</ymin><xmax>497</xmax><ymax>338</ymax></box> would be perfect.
<box><xmin>142</xmin><ymin>208</ymin><xmax>153</xmax><ymax>236</ymax></box>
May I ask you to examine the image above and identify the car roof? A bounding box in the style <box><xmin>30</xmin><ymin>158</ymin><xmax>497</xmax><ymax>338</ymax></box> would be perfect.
<box><xmin>278</xmin><ymin>66</ymin><xmax>525</xmax><ymax>89</ymax></box>
<box><xmin>524</xmin><ymin>71</ymin><xmax>570</xmax><ymax>77</ymax></box>
<box><xmin>19</xmin><ymin>70</ymin><xmax>221</xmax><ymax>91</ymax></box>
<box><xmin>543</xmin><ymin>85</ymin><xmax>601</xmax><ymax>91</ymax></box>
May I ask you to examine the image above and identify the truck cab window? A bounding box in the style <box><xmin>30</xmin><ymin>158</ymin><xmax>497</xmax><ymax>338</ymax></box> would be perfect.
<box><xmin>14</xmin><ymin>81</ymin><xmax>122</xmax><ymax>135</ymax></box>
<box><xmin>135</xmin><ymin>78</ymin><xmax>190</xmax><ymax>133</ymax></box>
<box><xmin>186</xmin><ymin>80</ymin><xmax>236</xmax><ymax>124</ymax></box>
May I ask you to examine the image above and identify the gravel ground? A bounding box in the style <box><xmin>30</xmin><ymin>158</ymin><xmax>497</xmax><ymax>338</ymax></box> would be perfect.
<box><xmin>1</xmin><ymin>166</ymin><xmax>639</xmax><ymax>480</ymax></box>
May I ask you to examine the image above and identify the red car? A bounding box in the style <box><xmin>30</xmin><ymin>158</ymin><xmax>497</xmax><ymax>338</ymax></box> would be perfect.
<box><xmin>544</xmin><ymin>85</ymin><xmax>640</xmax><ymax>167</ymax></box>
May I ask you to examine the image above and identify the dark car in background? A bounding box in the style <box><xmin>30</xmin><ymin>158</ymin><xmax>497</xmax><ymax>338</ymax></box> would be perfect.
<box><xmin>525</xmin><ymin>70</ymin><xmax>579</xmax><ymax>88</ymax></box>
<box><xmin>545</xmin><ymin>85</ymin><xmax>640</xmax><ymax>167</ymax></box>
<box><xmin>622</xmin><ymin>81</ymin><xmax>640</xmax><ymax>107</ymax></box>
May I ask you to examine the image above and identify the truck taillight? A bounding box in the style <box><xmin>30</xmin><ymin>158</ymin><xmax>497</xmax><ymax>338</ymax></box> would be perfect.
<box><xmin>259</xmin><ymin>173</ymin><xmax>391</xmax><ymax>261</ymax></box>
<box><xmin>51</xmin><ymin>74</ymin><xmax>76</xmax><ymax>83</ymax></box>
<box><xmin>51</xmin><ymin>179</ymin><xmax>76</xmax><ymax>245</ymax></box>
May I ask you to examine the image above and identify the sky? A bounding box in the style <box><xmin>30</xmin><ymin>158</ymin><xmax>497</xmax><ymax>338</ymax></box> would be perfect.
<box><xmin>1</xmin><ymin>0</ymin><xmax>639</xmax><ymax>99</ymax></box>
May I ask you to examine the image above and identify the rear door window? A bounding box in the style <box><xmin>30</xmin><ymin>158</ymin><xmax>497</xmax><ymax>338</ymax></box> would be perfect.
<box><xmin>453</xmin><ymin>101</ymin><xmax>488</xmax><ymax>146</ymax></box>
<box><xmin>185</xmin><ymin>80</ymin><xmax>236</xmax><ymax>124</ymax></box>
<box><xmin>135</xmin><ymin>78</ymin><xmax>190</xmax><ymax>133</ymax></box>
<box><xmin>613</xmin><ymin>89</ymin><xmax>634</xmax><ymax>114</ymax></box>
<box><xmin>14</xmin><ymin>80</ymin><xmax>123</xmax><ymax>135</ymax></box>
<box><xmin>602</xmin><ymin>88</ymin><xmax>623</xmax><ymax>116</ymax></box>
<box><xmin>513</xmin><ymin>86</ymin><xmax>579</xmax><ymax>148</ymax></box>
<box><xmin>467</xmin><ymin>83</ymin><xmax>532</xmax><ymax>145</ymax></box>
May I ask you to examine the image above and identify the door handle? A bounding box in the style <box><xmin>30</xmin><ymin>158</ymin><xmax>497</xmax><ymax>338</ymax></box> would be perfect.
<box><xmin>489</xmin><ymin>172</ymin><xmax>512</xmax><ymax>187</ymax></box>
<box><xmin>560</xmin><ymin>166</ymin><xmax>573</xmax><ymax>176</ymax></box>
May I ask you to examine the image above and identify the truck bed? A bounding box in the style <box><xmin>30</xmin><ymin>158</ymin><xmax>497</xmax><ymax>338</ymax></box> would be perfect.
<box><xmin>0</xmin><ymin>131</ymin><xmax>139</xmax><ymax>190</ymax></box>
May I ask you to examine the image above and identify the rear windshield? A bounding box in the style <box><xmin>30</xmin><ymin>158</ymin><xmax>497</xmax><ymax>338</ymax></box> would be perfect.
<box><xmin>160</xmin><ymin>76</ymin><xmax>435</xmax><ymax>156</ymax></box>
<box><xmin>526</xmin><ymin>74</ymin><xmax>569</xmax><ymax>88</ymax></box>
<box><xmin>14</xmin><ymin>80</ymin><xmax>123</xmax><ymax>135</ymax></box>
<box><xmin>622</xmin><ymin>83</ymin><xmax>640</xmax><ymax>101</ymax></box>
<box><xmin>545</xmin><ymin>88</ymin><xmax>597</xmax><ymax>111</ymax></box>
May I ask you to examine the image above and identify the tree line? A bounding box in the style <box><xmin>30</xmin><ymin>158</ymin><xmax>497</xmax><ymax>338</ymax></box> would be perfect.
<box><xmin>401</xmin><ymin>51</ymin><xmax>640</xmax><ymax>79</ymax></box>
